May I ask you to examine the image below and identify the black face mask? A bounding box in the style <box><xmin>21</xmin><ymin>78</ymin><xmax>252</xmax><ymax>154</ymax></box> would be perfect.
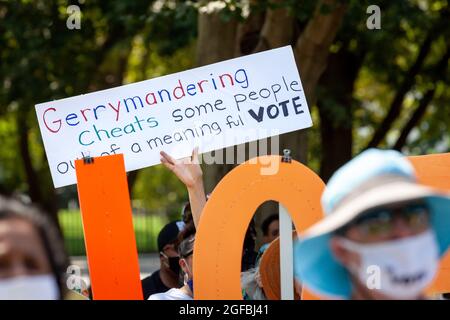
<box><xmin>167</xmin><ymin>256</ymin><xmax>181</xmax><ymax>275</ymax></box>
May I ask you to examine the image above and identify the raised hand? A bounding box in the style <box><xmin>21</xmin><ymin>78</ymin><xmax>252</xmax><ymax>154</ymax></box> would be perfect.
<box><xmin>160</xmin><ymin>147</ymin><xmax>203</xmax><ymax>189</ymax></box>
<box><xmin>160</xmin><ymin>147</ymin><xmax>206</xmax><ymax>228</ymax></box>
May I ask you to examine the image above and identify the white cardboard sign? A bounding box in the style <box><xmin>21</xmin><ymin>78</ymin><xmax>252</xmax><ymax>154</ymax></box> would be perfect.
<box><xmin>35</xmin><ymin>46</ymin><xmax>312</xmax><ymax>188</ymax></box>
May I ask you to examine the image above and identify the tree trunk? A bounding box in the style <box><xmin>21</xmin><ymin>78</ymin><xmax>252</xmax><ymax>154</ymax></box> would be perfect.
<box><xmin>17</xmin><ymin>110</ymin><xmax>60</xmax><ymax>232</ymax></box>
<box><xmin>196</xmin><ymin>6</ymin><xmax>239</xmax><ymax>193</ymax></box>
<box><xmin>235</xmin><ymin>1</ymin><xmax>265</xmax><ymax>56</ymax></box>
<box><xmin>253</xmin><ymin>0</ymin><xmax>294</xmax><ymax>52</ymax></box>
<box><xmin>196</xmin><ymin>9</ymin><xmax>238</xmax><ymax>66</ymax></box>
<box><xmin>17</xmin><ymin>113</ymin><xmax>42</xmax><ymax>205</ymax></box>
<box><xmin>317</xmin><ymin>48</ymin><xmax>364</xmax><ymax>181</ymax></box>
<box><xmin>288</xmin><ymin>0</ymin><xmax>348</xmax><ymax>165</ymax></box>
<box><xmin>294</xmin><ymin>0</ymin><xmax>347</xmax><ymax>104</ymax></box>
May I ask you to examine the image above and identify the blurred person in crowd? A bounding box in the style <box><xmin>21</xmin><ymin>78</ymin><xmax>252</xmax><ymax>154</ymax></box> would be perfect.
<box><xmin>241</xmin><ymin>268</ymin><xmax>266</xmax><ymax>300</ymax></box>
<box><xmin>259</xmin><ymin>232</ymin><xmax>302</xmax><ymax>300</ymax></box>
<box><xmin>242</xmin><ymin>231</ymin><xmax>302</xmax><ymax>300</ymax></box>
<box><xmin>149</xmin><ymin>232</ymin><xmax>195</xmax><ymax>300</ymax></box>
<box><xmin>242</xmin><ymin>219</ymin><xmax>258</xmax><ymax>271</ymax></box>
<box><xmin>241</xmin><ymin>242</ymin><xmax>268</xmax><ymax>300</ymax></box>
<box><xmin>141</xmin><ymin>220</ymin><xmax>185</xmax><ymax>299</ymax></box>
<box><xmin>0</xmin><ymin>195</ymin><xmax>69</xmax><ymax>300</ymax></box>
<box><xmin>181</xmin><ymin>201</ymin><xmax>193</xmax><ymax>225</ymax></box>
<box><xmin>261</xmin><ymin>214</ymin><xmax>279</xmax><ymax>245</ymax></box>
<box><xmin>294</xmin><ymin>149</ymin><xmax>450</xmax><ymax>300</ymax></box>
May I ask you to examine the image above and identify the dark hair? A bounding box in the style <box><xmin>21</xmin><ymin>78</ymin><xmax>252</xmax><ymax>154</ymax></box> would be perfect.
<box><xmin>261</xmin><ymin>214</ymin><xmax>278</xmax><ymax>236</ymax></box>
<box><xmin>157</xmin><ymin>221</ymin><xmax>183</xmax><ymax>252</ymax></box>
<box><xmin>173</xmin><ymin>221</ymin><xmax>195</xmax><ymax>285</ymax></box>
<box><xmin>0</xmin><ymin>195</ymin><xmax>69</xmax><ymax>299</ymax></box>
<box><xmin>175</xmin><ymin>220</ymin><xmax>195</xmax><ymax>257</ymax></box>
<box><xmin>181</xmin><ymin>202</ymin><xmax>192</xmax><ymax>224</ymax></box>
<box><xmin>178</xmin><ymin>234</ymin><xmax>195</xmax><ymax>259</ymax></box>
<box><xmin>242</xmin><ymin>218</ymin><xmax>257</xmax><ymax>271</ymax></box>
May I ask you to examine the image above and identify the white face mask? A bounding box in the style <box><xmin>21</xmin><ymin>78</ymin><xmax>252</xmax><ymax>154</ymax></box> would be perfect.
<box><xmin>182</xmin><ymin>259</ymin><xmax>192</xmax><ymax>285</ymax></box>
<box><xmin>0</xmin><ymin>274</ymin><xmax>59</xmax><ymax>300</ymax></box>
<box><xmin>337</xmin><ymin>230</ymin><xmax>439</xmax><ymax>300</ymax></box>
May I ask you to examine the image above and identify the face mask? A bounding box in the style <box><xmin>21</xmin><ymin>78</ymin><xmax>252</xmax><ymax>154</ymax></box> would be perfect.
<box><xmin>161</xmin><ymin>252</ymin><xmax>180</xmax><ymax>275</ymax></box>
<box><xmin>0</xmin><ymin>274</ymin><xmax>59</xmax><ymax>300</ymax></box>
<box><xmin>187</xmin><ymin>279</ymin><xmax>194</xmax><ymax>294</ymax></box>
<box><xmin>182</xmin><ymin>259</ymin><xmax>193</xmax><ymax>294</ymax></box>
<box><xmin>337</xmin><ymin>230</ymin><xmax>439</xmax><ymax>299</ymax></box>
<box><xmin>168</xmin><ymin>256</ymin><xmax>180</xmax><ymax>275</ymax></box>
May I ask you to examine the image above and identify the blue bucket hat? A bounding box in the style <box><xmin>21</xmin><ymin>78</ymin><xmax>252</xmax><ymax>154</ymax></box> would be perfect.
<box><xmin>293</xmin><ymin>149</ymin><xmax>450</xmax><ymax>299</ymax></box>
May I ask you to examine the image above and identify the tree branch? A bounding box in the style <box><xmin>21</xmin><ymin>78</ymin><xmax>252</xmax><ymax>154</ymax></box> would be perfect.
<box><xmin>196</xmin><ymin>7</ymin><xmax>238</xmax><ymax>66</ymax></box>
<box><xmin>392</xmin><ymin>88</ymin><xmax>436</xmax><ymax>151</ymax></box>
<box><xmin>287</xmin><ymin>0</ymin><xmax>348</xmax><ymax>163</ymax></box>
<box><xmin>393</xmin><ymin>44</ymin><xmax>450</xmax><ymax>150</ymax></box>
<box><xmin>17</xmin><ymin>112</ymin><xmax>42</xmax><ymax>205</ymax></box>
<box><xmin>366</xmin><ymin>6</ymin><xmax>450</xmax><ymax>149</ymax></box>
<box><xmin>294</xmin><ymin>0</ymin><xmax>347</xmax><ymax>104</ymax></box>
<box><xmin>318</xmin><ymin>46</ymin><xmax>366</xmax><ymax>181</ymax></box>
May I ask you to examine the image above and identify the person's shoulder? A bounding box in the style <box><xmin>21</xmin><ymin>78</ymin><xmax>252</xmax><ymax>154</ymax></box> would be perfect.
<box><xmin>142</xmin><ymin>270</ymin><xmax>167</xmax><ymax>299</ymax></box>
<box><xmin>148</xmin><ymin>288</ymin><xmax>192</xmax><ymax>300</ymax></box>
<box><xmin>148</xmin><ymin>292</ymin><xmax>169</xmax><ymax>300</ymax></box>
<box><xmin>142</xmin><ymin>269</ymin><xmax>160</xmax><ymax>282</ymax></box>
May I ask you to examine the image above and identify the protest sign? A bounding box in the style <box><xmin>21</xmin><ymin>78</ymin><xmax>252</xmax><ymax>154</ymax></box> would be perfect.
<box><xmin>75</xmin><ymin>154</ymin><xmax>143</xmax><ymax>300</ymax></box>
<box><xmin>35</xmin><ymin>46</ymin><xmax>312</xmax><ymax>188</ymax></box>
<box><xmin>194</xmin><ymin>155</ymin><xmax>325</xmax><ymax>299</ymax></box>
<box><xmin>409</xmin><ymin>153</ymin><xmax>450</xmax><ymax>294</ymax></box>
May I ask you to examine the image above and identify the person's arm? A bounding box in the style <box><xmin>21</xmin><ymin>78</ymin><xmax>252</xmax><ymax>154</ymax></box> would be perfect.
<box><xmin>160</xmin><ymin>147</ymin><xmax>206</xmax><ymax>228</ymax></box>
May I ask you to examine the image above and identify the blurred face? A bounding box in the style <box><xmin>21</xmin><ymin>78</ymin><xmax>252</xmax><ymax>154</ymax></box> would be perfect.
<box><xmin>161</xmin><ymin>243</ymin><xmax>178</xmax><ymax>258</ymax></box>
<box><xmin>264</xmin><ymin>220</ymin><xmax>279</xmax><ymax>244</ymax></box>
<box><xmin>330</xmin><ymin>200</ymin><xmax>439</xmax><ymax>299</ymax></box>
<box><xmin>0</xmin><ymin>217</ymin><xmax>52</xmax><ymax>278</ymax></box>
<box><xmin>339</xmin><ymin>200</ymin><xmax>430</xmax><ymax>244</ymax></box>
<box><xmin>160</xmin><ymin>243</ymin><xmax>180</xmax><ymax>275</ymax></box>
<box><xmin>182</xmin><ymin>203</ymin><xmax>192</xmax><ymax>224</ymax></box>
<box><xmin>0</xmin><ymin>217</ymin><xmax>59</xmax><ymax>300</ymax></box>
<box><xmin>180</xmin><ymin>254</ymin><xmax>193</xmax><ymax>281</ymax></box>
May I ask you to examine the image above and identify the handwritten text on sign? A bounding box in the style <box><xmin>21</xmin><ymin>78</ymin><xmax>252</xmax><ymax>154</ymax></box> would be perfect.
<box><xmin>35</xmin><ymin>46</ymin><xmax>312</xmax><ymax>188</ymax></box>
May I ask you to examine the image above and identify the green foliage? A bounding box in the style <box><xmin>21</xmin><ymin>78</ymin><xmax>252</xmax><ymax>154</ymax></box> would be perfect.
<box><xmin>312</xmin><ymin>0</ymin><xmax>449</xmax><ymax>159</ymax></box>
<box><xmin>132</xmin><ymin>165</ymin><xmax>188</xmax><ymax>222</ymax></box>
<box><xmin>0</xmin><ymin>111</ymin><xmax>25</xmax><ymax>191</ymax></box>
<box><xmin>59</xmin><ymin>209</ymin><xmax>167</xmax><ymax>255</ymax></box>
<box><xmin>145</xmin><ymin>1</ymin><xmax>198</xmax><ymax>55</ymax></box>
